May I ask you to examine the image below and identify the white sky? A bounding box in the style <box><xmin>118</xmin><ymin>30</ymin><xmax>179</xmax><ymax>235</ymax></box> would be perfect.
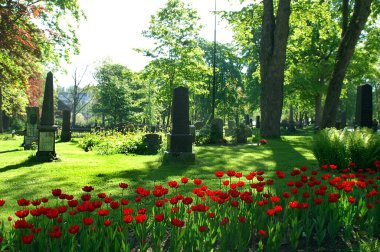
<box><xmin>56</xmin><ymin>0</ymin><xmax>246</xmax><ymax>87</ymax></box>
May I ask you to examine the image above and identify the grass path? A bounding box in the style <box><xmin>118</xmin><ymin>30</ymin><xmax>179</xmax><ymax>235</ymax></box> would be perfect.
<box><xmin>0</xmin><ymin>134</ymin><xmax>317</xmax><ymax>220</ymax></box>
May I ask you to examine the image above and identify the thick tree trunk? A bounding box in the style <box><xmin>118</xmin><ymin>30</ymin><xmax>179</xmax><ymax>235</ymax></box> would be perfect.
<box><xmin>259</xmin><ymin>0</ymin><xmax>291</xmax><ymax>137</ymax></box>
<box><xmin>321</xmin><ymin>0</ymin><xmax>372</xmax><ymax>128</ymax></box>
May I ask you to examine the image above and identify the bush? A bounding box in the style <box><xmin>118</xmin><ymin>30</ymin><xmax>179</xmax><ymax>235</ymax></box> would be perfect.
<box><xmin>78</xmin><ymin>131</ymin><xmax>162</xmax><ymax>155</ymax></box>
<box><xmin>195</xmin><ymin>125</ymin><xmax>212</xmax><ymax>145</ymax></box>
<box><xmin>346</xmin><ymin>128</ymin><xmax>380</xmax><ymax>169</ymax></box>
<box><xmin>312</xmin><ymin>128</ymin><xmax>380</xmax><ymax>170</ymax></box>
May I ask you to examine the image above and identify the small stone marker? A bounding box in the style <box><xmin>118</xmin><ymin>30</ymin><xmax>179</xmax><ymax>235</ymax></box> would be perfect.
<box><xmin>236</xmin><ymin>123</ymin><xmax>247</xmax><ymax>144</ymax></box>
<box><xmin>143</xmin><ymin>133</ymin><xmax>162</xmax><ymax>154</ymax></box>
<box><xmin>24</xmin><ymin>107</ymin><xmax>39</xmax><ymax>150</ymax></box>
<box><xmin>211</xmin><ymin>118</ymin><xmax>223</xmax><ymax>144</ymax></box>
<box><xmin>355</xmin><ymin>84</ymin><xmax>372</xmax><ymax>128</ymax></box>
<box><xmin>165</xmin><ymin>87</ymin><xmax>195</xmax><ymax>162</ymax></box>
<box><xmin>36</xmin><ymin>72</ymin><xmax>58</xmax><ymax>161</ymax></box>
<box><xmin>61</xmin><ymin>110</ymin><xmax>71</xmax><ymax>142</ymax></box>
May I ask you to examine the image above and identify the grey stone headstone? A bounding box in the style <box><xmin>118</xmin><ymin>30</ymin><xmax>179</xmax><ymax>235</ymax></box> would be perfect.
<box><xmin>36</xmin><ymin>72</ymin><xmax>58</xmax><ymax>161</ymax></box>
<box><xmin>61</xmin><ymin>110</ymin><xmax>71</xmax><ymax>142</ymax></box>
<box><xmin>355</xmin><ymin>84</ymin><xmax>372</xmax><ymax>128</ymax></box>
<box><xmin>24</xmin><ymin>107</ymin><xmax>39</xmax><ymax>150</ymax></box>
<box><xmin>165</xmin><ymin>87</ymin><xmax>195</xmax><ymax>161</ymax></box>
<box><xmin>211</xmin><ymin>118</ymin><xmax>224</xmax><ymax>144</ymax></box>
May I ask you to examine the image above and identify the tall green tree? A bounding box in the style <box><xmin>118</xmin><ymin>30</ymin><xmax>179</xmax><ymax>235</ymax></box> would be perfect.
<box><xmin>138</xmin><ymin>0</ymin><xmax>209</xmax><ymax>128</ymax></box>
<box><xmin>0</xmin><ymin>0</ymin><xmax>83</xmax><ymax>132</ymax></box>
<box><xmin>93</xmin><ymin>62</ymin><xmax>140</xmax><ymax>126</ymax></box>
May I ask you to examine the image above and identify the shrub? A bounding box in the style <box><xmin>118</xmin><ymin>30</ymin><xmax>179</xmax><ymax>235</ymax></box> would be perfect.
<box><xmin>312</xmin><ymin>128</ymin><xmax>380</xmax><ymax>170</ymax></box>
<box><xmin>78</xmin><ymin>131</ymin><xmax>162</xmax><ymax>155</ymax></box>
<box><xmin>195</xmin><ymin>125</ymin><xmax>212</xmax><ymax>145</ymax></box>
<box><xmin>346</xmin><ymin>128</ymin><xmax>380</xmax><ymax>169</ymax></box>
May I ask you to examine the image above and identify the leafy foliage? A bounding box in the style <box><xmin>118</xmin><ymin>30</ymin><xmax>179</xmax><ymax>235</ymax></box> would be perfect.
<box><xmin>312</xmin><ymin>128</ymin><xmax>380</xmax><ymax>170</ymax></box>
<box><xmin>79</xmin><ymin>131</ymin><xmax>163</xmax><ymax>155</ymax></box>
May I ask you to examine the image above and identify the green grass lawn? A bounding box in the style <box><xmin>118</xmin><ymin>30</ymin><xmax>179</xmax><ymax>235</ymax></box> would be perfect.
<box><xmin>0</xmin><ymin>133</ymin><xmax>317</xmax><ymax>221</ymax></box>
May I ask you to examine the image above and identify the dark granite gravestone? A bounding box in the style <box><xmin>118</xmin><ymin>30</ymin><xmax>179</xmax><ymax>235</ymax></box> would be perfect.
<box><xmin>143</xmin><ymin>133</ymin><xmax>162</xmax><ymax>154</ymax></box>
<box><xmin>189</xmin><ymin>125</ymin><xmax>196</xmax><ymax>143</ymax></box>
<box><xmin>288</xmin><ymin>105</ymin><xmax>296</xmax><ymax>132</ymax></box>
<box><xmin>245</xmin><ymin>114</ymin><xmax>250</xmax><ymax>125</ymax></box>
<box><xmin>24</xmin><ymin>107</ymin><xmax>39</xmax><ymax>150</ymax></box>
<box><xmin>236</xmin><ymin>123</ymin><xmax>247</xmax><ymax>144</ymax></box>
<box><xmin>36</xmin><ymin>72</ymin><xmax>58</xmax><ymax>161</ymax></box>
<box><xmin>61</xmin><ymin>110</ymin><xmax>71</xmax><ymax>142</ymax></box>
<box><xmin>355</xmin><ymin>84</ymin><xmax>372</xmax><ymax>128</ymax></box>
<box><xmin>211</xmin><ymin>118</ymin><xmax>224</xmax><ymax>144</ymax></box>
<box><xmin>256</xmin><ymin>116</ymin><xmax>260</xmax><ymax>129</ymax></box>
<box><xmin>165</xmin><ymin>87</ymin><xmax>195</xmax><ymax>161</ymax></box>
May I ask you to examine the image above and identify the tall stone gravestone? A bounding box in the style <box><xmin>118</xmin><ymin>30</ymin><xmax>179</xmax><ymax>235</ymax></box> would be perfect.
<box><xmin>355</xmin><ymin>84</ymin><xmax>372</xmax><ymax>128</ymax></box>
<box><xmin>245</xmin><ymin>114</ymin><xmax>250</xmax><ymax>125</ymax></box>
<box><xmin>165</xmin><ymin>87</ymin><xmax>195</xmax><ymax>161</ymax></box>
<box><xmin>36</xmin><ymin>72</ymin><xmax>58</xmax><ymax>161</ymax></box>
<box><xmin>24</xmin><ymin>107</ymin><xmax>39</xmax><ymax>150</ymax></box>
<box><xmin>61</xmin><ymin>110</ymin><xmax>71</xmax><ymax>142</ymax></box>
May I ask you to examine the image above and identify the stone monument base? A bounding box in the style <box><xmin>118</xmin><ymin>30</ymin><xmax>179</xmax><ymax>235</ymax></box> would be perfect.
<box><xmin>163</xmin><ymin>151</ymin><xmax>195</xmax><ymax>163</ymax></box>
<box><xmin>35</xmin><ymin>151</ymin><xmax>58</xmax><ymax>162</ymax></box>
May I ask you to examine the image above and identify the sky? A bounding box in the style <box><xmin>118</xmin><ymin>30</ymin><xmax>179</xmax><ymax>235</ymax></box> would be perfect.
<box><xmin>56</xmin><ymin>0</ymin><xmax>246</xmax><ymax>87</ymax></box>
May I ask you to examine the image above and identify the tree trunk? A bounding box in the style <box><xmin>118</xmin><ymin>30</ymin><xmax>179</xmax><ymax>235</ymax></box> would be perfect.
<box><xmin>0</xmin><ymin>85</ymin><xmax>3</xmax><ymax>133</ymax></box>
<box><xmin>259</xmin><ymin>0</ymin><xmax>291</xmax><ymax>137</ymax></box>
<box><xmin>315</xmin><ymin>93</ymin><xmax>322</xmax><ymax>127</ymax></box>
<box><xmin>321</xmin><ymin>0</ymin><xmax>372</xmax><ymax>128</ymax></box>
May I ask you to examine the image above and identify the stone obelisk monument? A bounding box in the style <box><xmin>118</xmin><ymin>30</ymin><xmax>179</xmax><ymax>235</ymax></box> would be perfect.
<box><xmin>36</xmin><ymin>72</ymin><xmax>58</xmax><ymax>161</ymax></box>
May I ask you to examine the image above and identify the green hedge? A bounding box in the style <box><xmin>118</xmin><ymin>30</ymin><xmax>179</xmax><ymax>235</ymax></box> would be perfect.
<box><xmin>312</xmin><ymin>128</ymin><xmax>380</xmax><ymax>170</ymax></box>
<box><xmin>78</xmin><ymin>131</ymin><xmax>163</xmax><ymax>155</ymax></box>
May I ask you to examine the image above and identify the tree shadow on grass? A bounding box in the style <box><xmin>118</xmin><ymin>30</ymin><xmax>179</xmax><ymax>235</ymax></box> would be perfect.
<box><xmin>267</xmin><ymin>136</ymin><xmax>317</xmax><ymax>170</ymax></box>
<box><xmin>0</xmin><ymin>149</ymin><xmax>22</xmax><ymax>154</ymax></box>
<box><xmin>0</xmin><ymin>156</ymin><xmax>44</xmax><ymax>173</ymax></box>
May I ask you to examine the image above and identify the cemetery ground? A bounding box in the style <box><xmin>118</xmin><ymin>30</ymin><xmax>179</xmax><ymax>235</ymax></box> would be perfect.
<box><xmin>0</xmin><ymin>132</ymin><xmax>316</xmax><ymax>220</ymax></box>
<box><xmin>0</xmin><ymin>130</ymin><xmax>379</xmax><ymax>251</ymax></box>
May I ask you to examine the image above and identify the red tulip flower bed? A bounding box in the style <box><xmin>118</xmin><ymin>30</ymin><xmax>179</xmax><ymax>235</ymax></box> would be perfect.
<box><xmin>0</xmin><ymin>162</ymin><xmax>379</xmax><ymax>251</ymax></box>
